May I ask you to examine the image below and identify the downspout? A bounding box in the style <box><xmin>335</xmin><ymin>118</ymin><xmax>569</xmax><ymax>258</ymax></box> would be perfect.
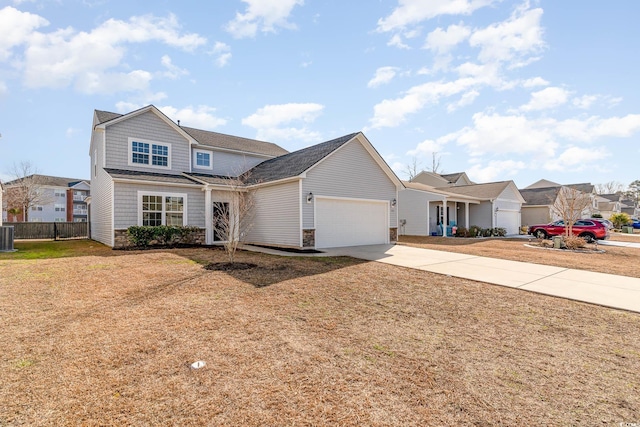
<box><xmin>204</xmin><ymin>187</ymin><xmax>212</xmax><ymax>245</ymax></box>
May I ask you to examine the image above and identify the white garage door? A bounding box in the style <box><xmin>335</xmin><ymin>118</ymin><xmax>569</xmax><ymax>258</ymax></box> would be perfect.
<box><xmin>496</xmin><ymin>210</ymin><xmax>520</xmax><ymax>235</ymax></box>
<box><xmin>315</xmin><ymin>198</ymin><xmax>388</xmax><ymax>248</ymax></box>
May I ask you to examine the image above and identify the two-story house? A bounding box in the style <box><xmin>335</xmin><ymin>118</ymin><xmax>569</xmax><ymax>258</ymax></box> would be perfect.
<box><xmin>89</xmin><ymin>105</ymin><xmax>402</xmax><ymax>249</ymax></box>
<box><xmin>2</xmin><ymin>175</ymin><xmax>90</xmax><ymax>223</ymax></box>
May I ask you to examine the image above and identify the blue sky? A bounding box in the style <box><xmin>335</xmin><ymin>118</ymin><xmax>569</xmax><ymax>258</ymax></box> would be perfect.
<box><xmin>1</xmin><ymin>0</ymin><xmax>639</xmax><ymax>189</ymax></box>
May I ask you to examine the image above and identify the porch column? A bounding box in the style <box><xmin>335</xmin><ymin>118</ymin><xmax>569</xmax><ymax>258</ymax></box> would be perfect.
<box><xmin>204</xmin><ymin>188</ymin><xmax>212</xmax><ymax>245</ymax></box>
<box><xmin>465</xmin><ymin>202</ymin><xmax>470</xmax><ymax>229</ymax></box>
<box><xmin>443</xmin><ymin>197</ymin><xmax>449</xmax><ymax>238</ymax></box>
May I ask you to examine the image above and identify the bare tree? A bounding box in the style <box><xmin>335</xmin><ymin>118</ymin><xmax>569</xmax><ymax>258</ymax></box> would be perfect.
<box><xmin>405</xmin><ymin>157</ymin><xmax>422</xmax><ymax>181</ymax></box>
<box><xmin>213</xmin><ymin>176</ymin><xmax>257</xmax><ymax>263</ymax></box>
<box><xmin>594</xmin><ymin>181</ymin><xmax>624</xmax><ymax>194</ymax></box>
<box><xmin>550</xmin><ymin>186</ymin><xmax>593</xmax><ymax>237</ymax></box>
<box><xmin>430</xmin><ymin>152</ymin><xmax>442</xmax><ymax>174</ymax></box>
<box><xmin>4</xmin><ymin>162</ymin><xmax>51</xmax><ymax>222</ymax></box>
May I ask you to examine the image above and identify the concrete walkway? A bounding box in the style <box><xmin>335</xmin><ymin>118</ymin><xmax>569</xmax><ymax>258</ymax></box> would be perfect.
<box><xmin>246</xmin><ymin>244</ymin><xmax>640</xmax><ymax>313</ymax></box>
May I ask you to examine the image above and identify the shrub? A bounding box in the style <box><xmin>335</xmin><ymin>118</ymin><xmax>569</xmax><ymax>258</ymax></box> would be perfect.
<box><xmin>610</xmin><ymin>213</ymin><xmax>631</xmax><ymax>229</ymax></box>
<box><xmin>455</xmin><ymin>227</ymin><xmax>468</xmax><ymax>237</ymax></box>
<box><xmin>127</xmin><ymin>225</ymin><xmax>201</xmax><ymax>247</ymax></box>
<box><xmin>468</xmin><ymin>225</ymin><xmax>482</xmax><ymax>237</ymax></box>
<box><xmin>591</xmin><ymin>213</ymin><xmax>603</xmax><ymax>218</ymax></box>
<box><xmin>564</xmin><ymin>235</ymin><xmax>587</xmax><ymax>250</ymax></box>
<box><xmin>491</xmin><ymin>227</ymin><xmax>507</xmax><ymax>237</ymax></box>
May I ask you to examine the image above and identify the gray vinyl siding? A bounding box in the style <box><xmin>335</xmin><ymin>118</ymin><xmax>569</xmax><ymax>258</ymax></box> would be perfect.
<box><xmin>90</xmin><ymin>134</ymin><xmax>114</xmax><ymax>245</ymax></box>
<box><xmin>469</xmin><ymin>202</ymin><xmax>493</xmax><ymax>229</ymax></box>
<box><xmin>113</xmin><ymin>182</ymin><xmax>205</xmax><ymax>229</ymax></box>
<box><xmin>398</xmin><ymin>189</ymin><xmax>444</xmax><ymax>236</ymax></box>
<box><xmin>522</xmin><ymin>206</ymin><xmax>552</xmax><ymax>226</ymax></box>
<box><xmin>210</xmin><ymin>151</ymin><xmax>266</xmax><ymax>177</ymax></box>
<box><xmin>245</xmin><ymin>180</ymin><xmax>300</xmax><ymax>247</ymax></box>
<box><xmin>302</xmin><ymin>139</ymin><xmax>397</xmax><ymax>229</ymax></box>
<box><xmin>495</xmin><ymin>186</ymin><xmax>523</xmax><ymax>211</ymax></box>
<box><xmin>105</xmin><ymin>111</ymin><xmax>190</xmax><ymax>173</ymax></box>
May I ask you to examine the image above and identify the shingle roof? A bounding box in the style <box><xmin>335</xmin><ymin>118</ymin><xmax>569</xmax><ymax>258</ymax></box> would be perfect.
<box><xmin>598</xmin><ymin>193</ymin><xmax>621</xmax><ymax>202</ymax></box>
<box><xmin>403</xmin><ymin>181</ymin><xmax>480</xmax><ymax>201</ymax></box>
<box><xmin>519</xmin><ymin>187</ymin><xmax>561</xmax><ymax>206</ymax></box>
<box><xmin>4</xmin><ymin>174</ymin><xmax>89</xmax><ymax>187</ymax></box>
<box><xmin>183</xmin><ymin>172</ymin><xmax>235</xmax><ymax>186</ymax></box>
<box><xmin>435</xmin><ymin>181</ymin><xmax>512</xmax><ymax>199</ymax></box>
<box><xmin>181</xmin><ymin>126</ymin><xmax>288</xmax><ymax>157</ymax></box>
<box><xmin>567</xmin><ymin>183</ymin><xmax>594</xmax><ymax>193</ymax></box>
<box><xmin>104</xmin><ymin>169</ymin><xmax>203</xmax><ymax>186</ymax></box>
<box><xmin>440</xmin><ymin>172</ymin><xmax>465</xmax><ymax>183</ymax></box>
<box><xmin>94</xmin><ymin>109</ymin><xmax>289</xmax><ymax>158</ymax></box>
<box><xmin>242</xmin><ymin>133</ymin><xmax>359</xmax><ymax>184</ymax></box>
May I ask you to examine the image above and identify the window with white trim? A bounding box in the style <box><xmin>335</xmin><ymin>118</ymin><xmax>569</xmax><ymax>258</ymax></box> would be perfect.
<box><xmin>54</xmin><ymin>203</ymin><xmax>65</xmax><ymax>212</ymax></box>
<box><xmin>139</xmin><ymin>193</ymin><xmax>186</xmax><ymax>226</ymax></box>
<box><xmin>128</xmin><ymin>138</ymin><xmax>171</xmax><ymax>169</ymax></box>
<box><xmin>193</xmin><ymin>149</ymin><xmax>212</xmax><ymax>169</ymax></box>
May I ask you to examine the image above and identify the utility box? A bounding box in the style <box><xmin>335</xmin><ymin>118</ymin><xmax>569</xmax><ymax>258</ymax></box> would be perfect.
<box><xmin>0</xmin><ymin>226</ymin><xmax>15</xmax><ymax>252</ymax></box>
<box><xmin>622</xmin><ymin>226</ymin><xmax>634</xmax><ymax>234</ymax></box>
<box><xmin>553</xmin><ymin>236</ymin><xmax>563</xmax><ymax>249</ymax></box>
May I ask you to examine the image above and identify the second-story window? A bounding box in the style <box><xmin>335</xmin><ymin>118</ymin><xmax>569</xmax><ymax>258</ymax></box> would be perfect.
<box><xmin>129</xmin><ymin>138</ymin><xmax>171</xmax><ymax>169</ymax></box>
<box><xmin>193</xmin><ymin>149</ymin><xmax>212</xmax><ymax>169</ymax></box>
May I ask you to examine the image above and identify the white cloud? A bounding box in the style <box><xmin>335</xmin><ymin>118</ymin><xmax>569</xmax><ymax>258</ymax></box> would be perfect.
<box><xmin>522</xmin><ymin>76</ymin><xmax>549</xmax><ymax>87</ymax></box>
<box><xmin>225</xmin><ymin>0</ymin><xmax>304</xmax><ymax>39</ymax></box>
<box><xmin>0</xmin><ymin>6</ymin><xmax>49</xmax><ymax>61</ymax></box>
<box><xmin>0</xmin><ymin>81</ymin><xmax>7</xmax><ymax>95</ymax></box>
<box><xmin>212</xmin><ymin>42</ymin><xmax>232</xmax><ymax>68</ymax></box>
<box><xmin>368</xmin><ymin>77</ymin><xmax>477</xmax><ymax>129</ymax></box>
<box><xmin>159</xmin><ymin>105</ymin><xmax>227</xmax><ymax>130</ymax></box>
<box><xmin>545</xmin><ymin>146</ymin><xmax>610</xmax><ymax>172</ymax></box>
<box><xmin>13</xmin><ymin>12</ymin><xmax>205</xmax><ymax>94</ymax></box>
<box><xmin>447</xmin><ymin>89</ymin><xmax>479</xmax><ymax>112</ymax></box>
<box><xmin>387</xmin><ymin>34</ymin><xmax>410</xmax><ymax>49</ymax></box>
<box><xmin>519</xmin><ymin>86</ymin><xmax>570</xmax><ymax>111</ymax></box>
<box><xmin>424</xmin><ymin>23</ymin><xmax>471</xmax><ymax>54</ymax></box>
<box><xmin>242</xmin><ymin>103</ymin><xmax>324</xmax><ymax>143</ymax></box>
<box><xmin>467</xmin><ymin>160</ymin><xmax>526</xmax><ymax>182</ymax></box>
<box><xmin>469</xmin><ymin>3</ymin><xmax>545</xmax><ymax>66</ymax></box>
<box><xmin>368</xmin><ymin>66</ymin><xmax>400</xmax><ymax>88</ymax></box>
<box><xmin>160</xmin><ymin>55</ymin><xmax>189</xmax><ymax>79</ymax></box>
<box><xmin>65</xmin><ymin>127</ymin><xmax>80</xmax><ymax>138</ymax></box>
<box><xmin>377</xmin><ymin>0</ymin><xmax>496</xmax><ymax>33</ymax></box>
<box><xmin>572</xmin><ymin>94</ymin><xmax>598</xmax><ymax>109</ymax></box>
<box><xmin>407</xmin><ymin>138</ymin><xmax>445</xmax><ymax>156</ymax></box>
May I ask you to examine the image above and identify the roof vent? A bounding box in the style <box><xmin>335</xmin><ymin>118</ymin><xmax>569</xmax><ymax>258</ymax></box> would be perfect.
<box><xmin>177</xmin><ymin>120</ymin><xmax>181</xmax><ymax>126</ymax></box>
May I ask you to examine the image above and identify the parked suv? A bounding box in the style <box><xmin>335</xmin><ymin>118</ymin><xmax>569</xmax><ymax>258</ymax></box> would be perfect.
<box><xmin>528</xmin><ymin>219</ymin><xmax>609</xmax><ymax>242</ymax></box>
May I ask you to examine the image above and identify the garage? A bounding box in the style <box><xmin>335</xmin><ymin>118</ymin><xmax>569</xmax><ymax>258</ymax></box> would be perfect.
<box><xmin>315</xmin><ymin>197</ymin><xmax>388</xmax><ymax>248</ymax></box>
<box><xmin>496</xmin><ymin>210</ymin><xmax>520</xmax><ymax>235</ymax></box>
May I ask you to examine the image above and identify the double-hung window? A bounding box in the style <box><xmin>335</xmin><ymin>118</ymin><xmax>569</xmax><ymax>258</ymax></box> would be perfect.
<box><xmin>194</xmin><ymin>149</ymin><xmax>212</xmax><ymax>169</ymax></box>
<box><xmin>139</xmin><ymin>192</ymin><xmax>186</xmax><ymax>226</ymax></box>
<box><xmin>129</xmin><ymin>138</ymin><xmax>171</xmax><ymax>169</ymax></box>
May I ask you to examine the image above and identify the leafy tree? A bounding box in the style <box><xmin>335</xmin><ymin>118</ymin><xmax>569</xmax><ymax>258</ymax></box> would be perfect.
<box><xmin>625</xmin><ymin>179</ymin><xmax>640</xmax><ymax>205</ymax></box>
<box><xmin>610</xmin><ymin>212</ymin><xmax>631</xmax><ymax>229</ymax></box>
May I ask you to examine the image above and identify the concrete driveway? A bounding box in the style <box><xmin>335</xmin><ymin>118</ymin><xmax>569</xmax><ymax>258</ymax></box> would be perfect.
<box><xmin>322</xmin><ymin>244</ymin><xmax>640</xmax><ymax>313</ymax></box>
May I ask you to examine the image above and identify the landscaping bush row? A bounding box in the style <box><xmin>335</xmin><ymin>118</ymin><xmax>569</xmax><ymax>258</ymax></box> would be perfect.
<box><xmin>454</xmin><ymin>226</ymin><xmax>507</xmax><ymax>238</ymax></box>
<box><xmin>126</xmin><ymin>225</ymin><xmax>202</xmax><ymax>247</ymax></box>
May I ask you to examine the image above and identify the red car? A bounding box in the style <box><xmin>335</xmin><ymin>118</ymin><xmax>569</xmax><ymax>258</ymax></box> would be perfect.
<box><xmin>528</xmin><ymin>219</ymin><xmax>609</xmax><ymax>242</ymax></box>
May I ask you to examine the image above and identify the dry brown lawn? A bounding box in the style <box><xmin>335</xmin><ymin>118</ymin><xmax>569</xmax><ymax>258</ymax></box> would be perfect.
<box><xmin>1</xmin><ymin>244</ymin><xmax>639</xmax><ymax>426</ymax></box>
<box><xmin>399</xmin><ymin>234</ymin><xmax>640</xmax><ymax>278</ymax></box>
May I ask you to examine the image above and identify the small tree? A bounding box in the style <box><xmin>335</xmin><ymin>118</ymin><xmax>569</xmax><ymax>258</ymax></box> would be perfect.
<box><xmin>429</xmin><ymin>152</ymin><xmax>442</xmax><ymax>174</ymax></box>
<box><xmin>624</xmin><ymin>179</ymin><xmax>640</xmax><ymax>206</ymax></box>
<box><xmin>594</xmin><ymin>181</ymin><xmax>624</xmax><ymax>194</ymax></box>
<box><xmin>213</xmin><ymin>176</ymin><xmax>257</xmax><ymax>263</ymax></box>
<box><xmin>405</xmin><ymin>157</ymin><xmax>422</xmax><ymax>181</ymax></box>
<box><xmin>610</xmin><ymin>212</ymin><xmax>631</xmax><ymax>229</ymax></box>
<box><xmin>550</xmin><ymin>186</ymin><xmax>593</xmax><ymax>237</ymax></box>
<box><xmin>4</xmin><ymin>162</ymin><xmax>51</xmax><ymax>222</ymax></box>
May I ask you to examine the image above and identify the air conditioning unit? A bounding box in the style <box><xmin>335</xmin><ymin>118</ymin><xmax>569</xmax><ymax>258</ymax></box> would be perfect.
<box><xmin>0</xmin><ymin>226</ymin><xmax>15</xmax><ymax>252</ymax></box>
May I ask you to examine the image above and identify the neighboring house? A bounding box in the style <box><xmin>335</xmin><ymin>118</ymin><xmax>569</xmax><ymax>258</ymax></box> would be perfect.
<box><xmin>398</xmin><ymin>175</ymin><xmax>524</xmax><ymax>236</ymax></box>
<box><xmin>520</xmin><ymin>183</ymin><xmax>595</xmax><ymax>226</ymax></box>
<box><xmin>90</xmin><ymin>105</ymin><xmax>402</xmax><ymax>249</ymax></box>
<box><xmin>595</xmin><ymin>193</ymin><xmax>622</xmax><ymax>219</ymax></box>
<box><xmin>2</xmin><ymin>175</ymin><xmax>90</xmax><ymax>223</ymax></box>
<box><xmin>0</xmin><ymin>181</ymin><xmax>4</xmax><ymax>226</ymax></box>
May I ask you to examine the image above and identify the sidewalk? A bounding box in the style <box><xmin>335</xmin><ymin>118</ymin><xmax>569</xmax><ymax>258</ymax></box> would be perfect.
<box><xmin>246</xmin><ymin>243</ymin><xmax>640</xmax><ymax>313</ymax></box>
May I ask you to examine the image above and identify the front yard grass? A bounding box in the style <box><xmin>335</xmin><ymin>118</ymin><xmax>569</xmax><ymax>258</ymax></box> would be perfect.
<box><xmin>399</xmin><ymin>235</ymin><xmax>640</xmax><ymax>278</ymax></box>
<box><xmin>1</xmin><ymin>244</ymin><xmax>638</xmax><ymax>425</ymax></box>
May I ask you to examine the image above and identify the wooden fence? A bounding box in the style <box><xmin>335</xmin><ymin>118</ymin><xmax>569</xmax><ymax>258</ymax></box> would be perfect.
<box><xmin>7</xmin><ymin>222</ymin><xmax>88</xmax><ymax>240</ymax></box>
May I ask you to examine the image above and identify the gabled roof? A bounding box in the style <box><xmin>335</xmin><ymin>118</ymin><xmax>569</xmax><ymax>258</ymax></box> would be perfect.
<box><xmin>525</xmin><ymin>179</ymin><xmax>561</xmax><ymax>189</ymax></box>
<box><xmin>4</xmin><ymin>174</ymin><xmax>89</xmax><ymax>187</ymax></box>
<box><xmin>402</xmin><ymin>181</ymin><xmax>480</xmax><ymax>203</ymax></box>
<box><xmin>94</xmin><ymin>105</ymin><xmax>288</xmax><ymax>158</ymax></box>
<box><xmin>519</xmin><ymin>187</ymin><xmax>561</xmax><ymax>206</ymax></box>
<box><xmin>435</xmin><ymin>181</ymin><xmax>517</xmax><ymax>200</ymax></box>
<box><xmin>567</xmin><ymin>183</ymin><xmax>594</xmax><ymax>193</ymax></box>
<box><xmin>599</xmin><ymin>193</ymin><xmax>622</xmax><ymax>202</ymax></box>
<box><xmin>241</xmin><ymin>133</ymin><xmax>358</xmax><ymax>185</ymax></box>
<box><xmin>440</xmin><ymin>172</ymin><xmax>464</xmax><ymax>182</ymax></box>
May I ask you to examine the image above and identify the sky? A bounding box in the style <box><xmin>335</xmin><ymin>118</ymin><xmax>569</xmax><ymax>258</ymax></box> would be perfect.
<box><xmin>1</xmin><ymin>0</ymin><xmax>639</xmax><ymax>189</ymax></box>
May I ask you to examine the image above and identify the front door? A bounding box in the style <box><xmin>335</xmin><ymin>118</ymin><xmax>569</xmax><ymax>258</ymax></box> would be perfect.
<box><xmin>213</xmin><ymin>202</ymin><xmax>229</xmax><ymax>242</ymax></box>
